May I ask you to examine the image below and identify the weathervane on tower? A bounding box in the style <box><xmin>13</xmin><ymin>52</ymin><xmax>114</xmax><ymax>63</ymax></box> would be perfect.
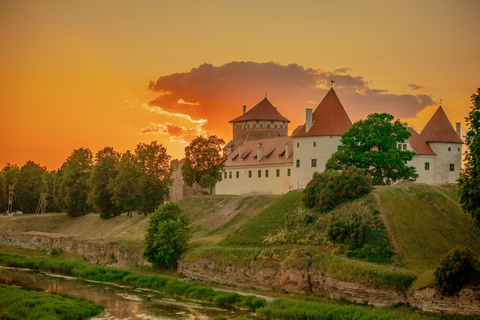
<box><xmin>331</xmin><ymin>80</ymin><xmax>335</xmax><ymax>88</ymax></box>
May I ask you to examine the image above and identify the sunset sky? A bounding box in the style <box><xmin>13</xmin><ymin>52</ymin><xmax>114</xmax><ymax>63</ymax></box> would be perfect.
<box><xmin>1</xmin><ymin>0</ymin><xmax>479</xmax><ymax>170</ymax></box>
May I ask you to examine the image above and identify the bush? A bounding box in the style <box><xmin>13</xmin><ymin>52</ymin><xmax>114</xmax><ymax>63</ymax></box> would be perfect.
<box><xmin>326</xmin><ymin>213</ymin><xmax>368</xmax><ymax>249</ymax></box>
<box><xmin>302</xmin><ymin>167</ymin><xmax>372</xmax><ymax>212</ymax></box>
<box><xmin>144</xmin><ymin>202</ymin><xmax>191</xmax><ymax>269</ymax></box>
<box><xmin>434</xmin><ymin>247</ymin><xmax>477</xmax><ymax>295</ymax></box>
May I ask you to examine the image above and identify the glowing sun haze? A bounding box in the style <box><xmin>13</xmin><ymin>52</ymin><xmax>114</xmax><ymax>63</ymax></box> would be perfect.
<box><xmin>1</xmin><ymin>0</ymin><xmax>479</xmax><ymax>170</ymax></box>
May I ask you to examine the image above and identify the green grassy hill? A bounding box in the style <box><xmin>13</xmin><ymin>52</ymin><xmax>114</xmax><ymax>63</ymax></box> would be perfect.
<box><xmin>1</xmin><ymin>183</ymin><xmax>479</xmax><ymax>290</ymax></box>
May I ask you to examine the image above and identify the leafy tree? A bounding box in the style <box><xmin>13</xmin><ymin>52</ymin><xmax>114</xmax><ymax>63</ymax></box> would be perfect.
<box><xmin>56</xmin><ymin>148</ymin><xmax>93</xmax><ymax>216</ymax></box>
<box><xmin>88</xmin><ymin>147</ymin><xmax>121</xmax><ymax>219</ymax></box>
<box><xmin>144</xmin><ymin>202</ymin><xmax>190</xmax><ymax>269</ymax></box>
<box><xmin>182</xmin><ymin>135</ymin><xmax>226</xmax><ymax>194</ymax></box>
<box><xmin>1</xmin><ymin>163</ymin><xmax>20</xmax><ymax>212</ymax></box>
<box><xmin>0</xmin><ymin>174</ymin><xmax>6</xmax><ymax>213</ymax></box>
<box><xmin>435</xmin><ymin>247</ymin><xmax>477</xmax><ymax>296</ymax></box>
<box><xmin>109</xmin><ymin>141</ymin><xmax>171</xmax><ymax>215</ymax></box>
<box><xmin>326</xmin><ymin>113</ymin><xmax>417</xmax><ymax>185</ymax></box>
<box><xmin>458</xmin><ymin>88</ymin><xmax>480</xmax><ymax>227</ymax></box>
<box><xmin>44</xmin><ymin>170</ymin><xmax>61</xmax><ymax>213</ymax></box>
<box><xmin>16</xmin><ymin>161</ymin><xmax>47</xmax><ymax>213</ymax></box>
<box><xmin>109</xmin><ymin>151</ymin><xmax>140</xmax><ymax>216</ymax></box>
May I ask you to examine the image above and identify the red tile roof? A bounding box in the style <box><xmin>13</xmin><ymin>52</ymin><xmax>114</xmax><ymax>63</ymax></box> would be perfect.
<box><xmin>408</xmin><ymin>127</ymin><xmax>436</xmax><ymax>155</ymax></box>
<box><xmin>226</xmin><ymin>136</ymin><xmax>293</xmax><ymax>167</ymax></box>
<box><xmin>229</xmin><ymin>98</ymin><xmax>290</xmax><ymax>123</ymax></box>
<box><xmin>420</xmin><ymin>106</ymin><xmax>463</xmax><ymax>143</ymax></box>
<box><xmin>293</xmin><ymin>88</ymin><xmax>352</xmax><ymax>137</ymax></box>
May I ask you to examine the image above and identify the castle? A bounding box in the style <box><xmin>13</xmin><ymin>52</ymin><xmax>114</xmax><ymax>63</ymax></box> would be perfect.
<box><xmin>215</xmin><ymin>88</ymin><xmax>463</xmax><ymax>195</ymax></box>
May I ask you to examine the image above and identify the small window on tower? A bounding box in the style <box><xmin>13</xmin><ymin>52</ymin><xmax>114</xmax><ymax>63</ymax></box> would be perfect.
<box><xmin>448</xmin><ymin>147</ymin><xmax>451</xmax><ymax>151</ymax></box>
<box><xmin>425</xmin><ymin>162</ymin><xmax>430</xmax><ymax>170</ymax></box>
<box><xmin>297</xmin><ymin>143</ymin><xmax>300</xmax><ymax>148</ymax></box>
<box><xmin>311</xmin><ymin>159</ymin><xmax>317</xmax><ymax>167</ymax></box>
<box><xmin>313</xmin><ymin>142</ymin><xmax>317</xmax><ymax>147</ymax></box>
<box><xmin>450</xmin><ymin>164</ymin><xmax>455</xmax><ymax>171</ymax></box>
<box><xmin>296</xmin><ymin>159</ymin><xmax>300</xmax><ymax>168</ymax></box>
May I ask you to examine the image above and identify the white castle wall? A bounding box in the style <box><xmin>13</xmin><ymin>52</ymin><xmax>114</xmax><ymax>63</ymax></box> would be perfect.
<box><xmin>408</xmin><ymin>155</ymin><xmax>436</xmax><ymax>184</ymax></box>
<box><xmin>216</xmin><ymin>163</ymin><xmax>293</xmax><ymax>195</ymax></box>
<box><xmin>292</xmin><ymin>135</ymin><xmax>342</xmax><ymax>189</ymax></box>
<box><xmin>428</xmin><ymin>142</ymin><xmax>463</xmax><ymax>184</ymax></box>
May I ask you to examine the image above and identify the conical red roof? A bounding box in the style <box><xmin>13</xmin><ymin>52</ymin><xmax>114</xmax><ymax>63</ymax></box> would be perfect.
<box><xmin>293</xmin><ymin>88</ymin><xmax>352</xmax><ymax>137</ymax></box>
<box><xmin>229</xmin><ymin>98</ymin><xmax>290</xmax><ymax>123</ymax></box>
<box><xmin>408</xmin><ymin>127</ymin><xmax>435</xmax><ymax>155</ymax></box>
<box><xmin>420</xmin><ymin>106</ymin><xmax>463</xmax><ymax>143</ymax></box>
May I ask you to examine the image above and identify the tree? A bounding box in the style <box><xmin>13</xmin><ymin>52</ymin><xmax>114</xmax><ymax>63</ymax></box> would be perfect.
<box><xmin>144</xmin><ymin>202</ymin><xmax>190</xmax><ymax>269</ymax></box>
<box><xmin>16</xmin><ymin>161</ymin><xmax>47</xmax><ymax>213</ymax></box>
<box><xmin>0</xmin><ymin>174</ymin><xmax>6</xmax><ymax>213</ymax></box>
<box><xmin>435</xmin><ymin>247</ymin><xmax>477</xmax><ymax>296</ymax></box>
<box><xmin>56</xmin><ymin>148</ymin><xmax>93</xmax><ymax>216</ymax></box>
<box><xmin>88</xmin><ymin>147</ymin><xmax>122</xmax><ymax>219</ymax></box>
<box><xmin>326</xmin><ymin>113</ymin><xmax>417</xmax><ymax>185</ymax></box>
<box><xmin>44</xmin><ymin>170</ymin><xmax>61</xmax><ymax>213</ymax></box>
<box><xmin>2</xmin><ymin>163</ymin><xmax>20</xmax><ymax>212</ymax></box>
<box><xmin>109</xmin><ymin>141</ymin><xmax>172</xmax><ymax>215</ymax></box>
<box><xmin>182</xmin><ymin>135</ymin><xmax>226</xmax><ymax>194</ymax></box>
<box><xmin>458</xmin><ymin>88</ymin><xmax>480</xmax><ymax>226</ymax></box>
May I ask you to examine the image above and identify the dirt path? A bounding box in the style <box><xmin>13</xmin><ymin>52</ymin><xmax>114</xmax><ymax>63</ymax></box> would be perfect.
<box><xmin>202</xmin><ymin>198</ymin><xmax>243</xmax><ymax>231</ymax></box>
<box><xmin>374</xmin><ymin>193</ymin><xmax>401</xmax><ymax>257</ymax></box>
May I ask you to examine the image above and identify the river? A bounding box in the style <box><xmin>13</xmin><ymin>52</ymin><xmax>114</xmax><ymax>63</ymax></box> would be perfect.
<box><xmin>0</xmin><ymin>267</ymin><xmax>258</xmax><ymax>320</ymax></box>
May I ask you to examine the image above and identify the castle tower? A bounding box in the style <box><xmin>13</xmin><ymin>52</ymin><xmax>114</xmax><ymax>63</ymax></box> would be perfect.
<box><xmin>229</xmin><ymin>98</ymin><xmax>290</xmax><ymax>150</ymax></box>
<box><xmin>420</xmin><ymin>106</ymin><xmax>463</xmax><ymax>183</ymax></box>
<box><xmin>292</xmin><ymin>88</ymin><xmax>352</xmax><ymax>188</ymax></box>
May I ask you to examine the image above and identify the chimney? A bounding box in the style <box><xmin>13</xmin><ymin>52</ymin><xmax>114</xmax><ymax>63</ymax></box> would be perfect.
<box><xmin>403</xmin><ymin>122</ymin><xmax>408</xmax><ymax>129</ymax></box>
<box><xmin>285</xmin><ymin>141</ymin><xmax>291</xmax><ymax>158</ymax></box>
<box><xmin>305</xmin><ymin>108</ymin><xmax>313</xmax><ymax>133</ymax></box>
<box><xmin>257</xmin><ymin>143</ymin><xmax>263</xmax><ymax>161</ymax></box>
<box><xmin>243</xmin><ymin>105</ymin><xmax>246</xmax><ymax>115</ymax></box>
<box><xmin>239</xmin><ymin>143</ymin><xmax>244</xmax><ymax>157</ymax></box>
<box><xmin>456</xmin><ymin>123</ymin><xmax>461</xmax><ymax>137</ymax></box>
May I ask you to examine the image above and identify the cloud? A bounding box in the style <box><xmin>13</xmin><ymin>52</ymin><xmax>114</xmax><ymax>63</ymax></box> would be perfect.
<box><xmin>407</xmin><ymin>83</ymin><xmax>427</xmax><ymax>90</ymax></box>
<box><xmin>145</xmin><ymin>61</ymin><xmax>436</xmax><ymax>142</ymax></box>
<box><xmin>140</xmin><ymin>121</ymin><xmax>206</xmax><ymax>144</ymax></box>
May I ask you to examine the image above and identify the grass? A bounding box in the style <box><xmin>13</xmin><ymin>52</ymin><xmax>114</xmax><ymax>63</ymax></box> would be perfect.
<box><xmin>0</xmin><ymin>284</ymin><xmax>103</xmax><ymax>320</ymax></box>
<box><xmin>0</xmin><ymin>252</ymin><xmax>267</xmax><ymax>311</ymax></box>
<box><xmin>376</xmin><ymin>183</ymin><xmax>480</xmax><ymax>270</ymax></box>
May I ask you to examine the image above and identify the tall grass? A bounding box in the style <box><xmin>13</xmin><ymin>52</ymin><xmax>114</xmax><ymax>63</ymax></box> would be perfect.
<box><xmin>0</xmin><ymin>284</ymin><xmax>103</xmax><ymax>320</ymax></box>
<box><xmin>0</xmin><ymin>253</ymin><xmax>266</xmax><ymax>310</ymax></box>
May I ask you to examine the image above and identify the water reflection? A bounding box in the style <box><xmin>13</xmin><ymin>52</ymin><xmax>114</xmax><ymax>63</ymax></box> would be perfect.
<box><xmin>0</xmin><ymin>267</ymin><xmax>255</xmax><ymax>320</ymax></box>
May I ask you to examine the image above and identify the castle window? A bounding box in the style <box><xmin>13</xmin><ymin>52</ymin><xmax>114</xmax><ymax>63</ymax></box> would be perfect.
<box><xmin>236</xmin><ymin>171</ymin><xmax>239</xmax><ymax>178</ymax></box>
<box><xmin>403</xmin><ymin>144</ymin><xmax>407</xmax><ymax>150</ymax></box>
<box><xmin>297</xmin><ymin>143</ymin><xmax>299</xmax><ymax>148</ymax></box>
<box><xmin>311</xmin><ymin>159</ymin><xmax>317</xmax><ymax>167</ymax></box>
<box><xmin>248</xmin><ymin>170</ymin><xmax>252</xmax><ymax>178</ymax></box>
<box><xmin>287</xmin><ymin>168</ymin><xmax>291</xmax><ymax>176</ymax></box>
<box><xmin>276</xmin><ymin>169</ymin><xmax>280</xmax><ymax>177</ymax></box>
<box><xmin>313</xmin><ymin>142</ymin><xmax>317</xmax><ymax>147</ymax></box>
<box><xmin>224</xmin><ymin>171</ymin><xmax>227</xmax><ymax>179</ymax></box>
<box><xmin>258</xmin><ymin>170</ymin><xmax>261</xmax><ymax>178</ymax></box>
<box><xmin>458</xmin><ymin>148</ymin><xmax>460</xmax><ymax>152</ymax></box>
<box><xmin>448</xmin><ymin>147</ymin><xmax>451</xmax><ymax>151</ymax></box>
<box><xmin>397</xmin><ymin>144</ymin><xmax>402</xmax><ymax>150</ymax></box>
<box><xmin>296</xmin><ymin>159</ymin><xmax>300</xmax><ymax>168</ymax></box>
<box><xmin>425</xmin><ymin>162</ymin><xmax>430</xmax><ymax>170</ymax></box>
<box><xmin>265</xmin><ymin>170</ymin><xmax>269</xmax><ymax>178</ymax></box>
<box><xmin>229</xmin><ymin>171</ymin><xmax>232</xmax><ymax>179</ymax></box>
<box><xmin>450</xmin><ymin>164</ymin><xmax>455</xmax><ymax>171</ymax></box>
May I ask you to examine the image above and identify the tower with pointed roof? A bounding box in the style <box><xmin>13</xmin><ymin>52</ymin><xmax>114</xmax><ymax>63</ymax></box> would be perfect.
<box><xmin>229</xmin><ymin>98</ymin><xmax>290</xmax><ymax>150</ymax></box>
<box><xmin>291</xmin><ymin>88</ymin><xmax>352</xmax><ymax>188</ymax></box>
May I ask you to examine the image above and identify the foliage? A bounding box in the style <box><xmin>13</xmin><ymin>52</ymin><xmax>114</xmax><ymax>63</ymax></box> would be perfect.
<box><xmin>326</xmin><ymin>212</ymin><xmax>368</xmax><ymax>250</ymax></box>
<box><xmin>144</xmin><ymin>202</ymin><xmax>190</xmax><ymax>269</ymax></box>
<box><xmin>56</xmin><ymin>148</ymin><xmax>93</xmax><ymax>216</ymax></box>
<box><xmin>44</xmin><ymin>170</ymin><xmax>61</xmax><ymax>213</ymax></box>
<box><xmin>109</xmin><ymin>141</ymin><xmax>171</xmax><ymax>215</ymax></box>
<box><xmin>0</xmin><ymin>252</ymin><xmax>265</xmax><ymax>311</ymax></box>
<box><xmin>182</xmin><ymin>135</ymin><xmax>226</xmax><ymax>195</ymax></box>
<box><xmin>88</xmin><ymin>147</ymin><xmax>122</xmax><ymax>219</ymax></box>
<box><xmin>434</xmin><ymin>247</ymin><xmax>478</xmax><ymax>296</ymax></box>
<box><xmin>0</xmin><ymin>284</ymin><xmax>103</xmax><ymax>320</ymax></box>
<box><xmin>257</xmin><ymin>298</ymin><xmax>427</xmax><ymax>320</ymax></box>
<box><xmin>15</xmin><ymin>161</ymin><xmax>47</xmax><ymax>213</ymax></box>
<box><xmin>1</xmin><ymin>163</ymin><xmax>20</xmax><ymax>212</ymax></box>
<box><xmin>0</xmin><ymin>174</ymin><xmax>6</xmax><ymax>213</ymax></box>
<box><xmin>326</xmin><ymin>113</ymin><xmax>417</xmax><ymax>185</ymax></box>
<box><xmin>303</xmin><ymin>167</ymin><xmax>373</xmax><ymax>212</ymax></box>
<box><xmin>458</xmin><ymin>88</ymin><xmax>480</xmax><ymax>227</ymax></box>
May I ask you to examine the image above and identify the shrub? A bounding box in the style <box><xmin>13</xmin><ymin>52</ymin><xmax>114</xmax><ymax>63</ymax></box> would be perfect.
<box><xmin>144</xmin><ymin>202</ymin><xmax>191</xmax><ymax>269</ymax></box>
<box><xmin>434</xmin><ymin>247</ymin><xmax>477</xmax><ymax>296</ymax></box>
<box><xmin>302</xmin><ymin>167</ymin><xmax>372</xmax><ymax>212</ymax></box>
<box><xmin>326</xmin><ymin>213</ymin><xmax>368</xmax><ymax>249</ymax></box>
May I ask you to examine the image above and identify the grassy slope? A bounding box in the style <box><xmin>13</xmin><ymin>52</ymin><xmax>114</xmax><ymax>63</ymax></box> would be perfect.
<box><xmin>376</xmin><ymin>183</ymin><xmax>480</xmax><ymax>270</ymax></box>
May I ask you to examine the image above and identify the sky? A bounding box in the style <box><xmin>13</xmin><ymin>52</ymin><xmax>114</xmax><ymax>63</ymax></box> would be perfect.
<box><xmin>1</xmin><ymin>0</ymin><xmax>479</xmax><ymax>170</ymax></box>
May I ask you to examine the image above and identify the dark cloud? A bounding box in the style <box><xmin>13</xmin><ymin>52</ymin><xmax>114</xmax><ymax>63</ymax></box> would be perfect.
<box><xmin>145</xmin><ymin>61</ymin><xmax>436</xmax><ymax>140</ymax></box>
<box><xmin>407</xmin><ymin>83</ymin><xmax>427</xmax><ymax>90</ymax></box>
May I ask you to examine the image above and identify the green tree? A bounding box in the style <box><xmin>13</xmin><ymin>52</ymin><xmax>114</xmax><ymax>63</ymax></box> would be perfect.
<box><xmin>44</xmin><ymin>170</ymin><xmax>61</xmax><ymax>213</ymax></box>
<box><xmin>182</xmin><ymin>135</ymin><xmax>226</xmax><ymax>194</ymax></box>
<box><xmin>56</xmin><ymin>148</ymin><xmax>93</xmax><ymax>216</ymax></box>
<box><xmin>326</xmin><ymin>113</ymin><xmax>417</xmax><ymax>185</ymax></box>
<box><xmin>435</xmin><ymin>247</ymin><xmax>477</xmax><ymax>296</ymax></box>
<box><xmin>458</xmin><ymin>88</ymin><xmax>480</xmax><ymax>227</ymax></box>
<box><xmin>88</xmin><ymin>147</ymin><xmax>121</xmax><ymax>219</ymax></box>
<box><xmin>16</xmin><ymin>161</ymin><xmax>47</xmax><ymax>213</ymax></box>
<box><xmin>144</xmin><ymin>202</ymin><xmax>190</xmax><ymax>269</ymax></box>
<box><xmin>0</xmin><ymin>174</ymin><xmax>6</xmax><ymax>213</ymax></box>
<box><xmin>2</xmin><ymin>163</ymin><xmax>20</xmax><ymax>212</ymax></box>
<box><xmin>109</xmin><ymin>151</ymin><xmax>140</xmax><ymax>216</ymax></box>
